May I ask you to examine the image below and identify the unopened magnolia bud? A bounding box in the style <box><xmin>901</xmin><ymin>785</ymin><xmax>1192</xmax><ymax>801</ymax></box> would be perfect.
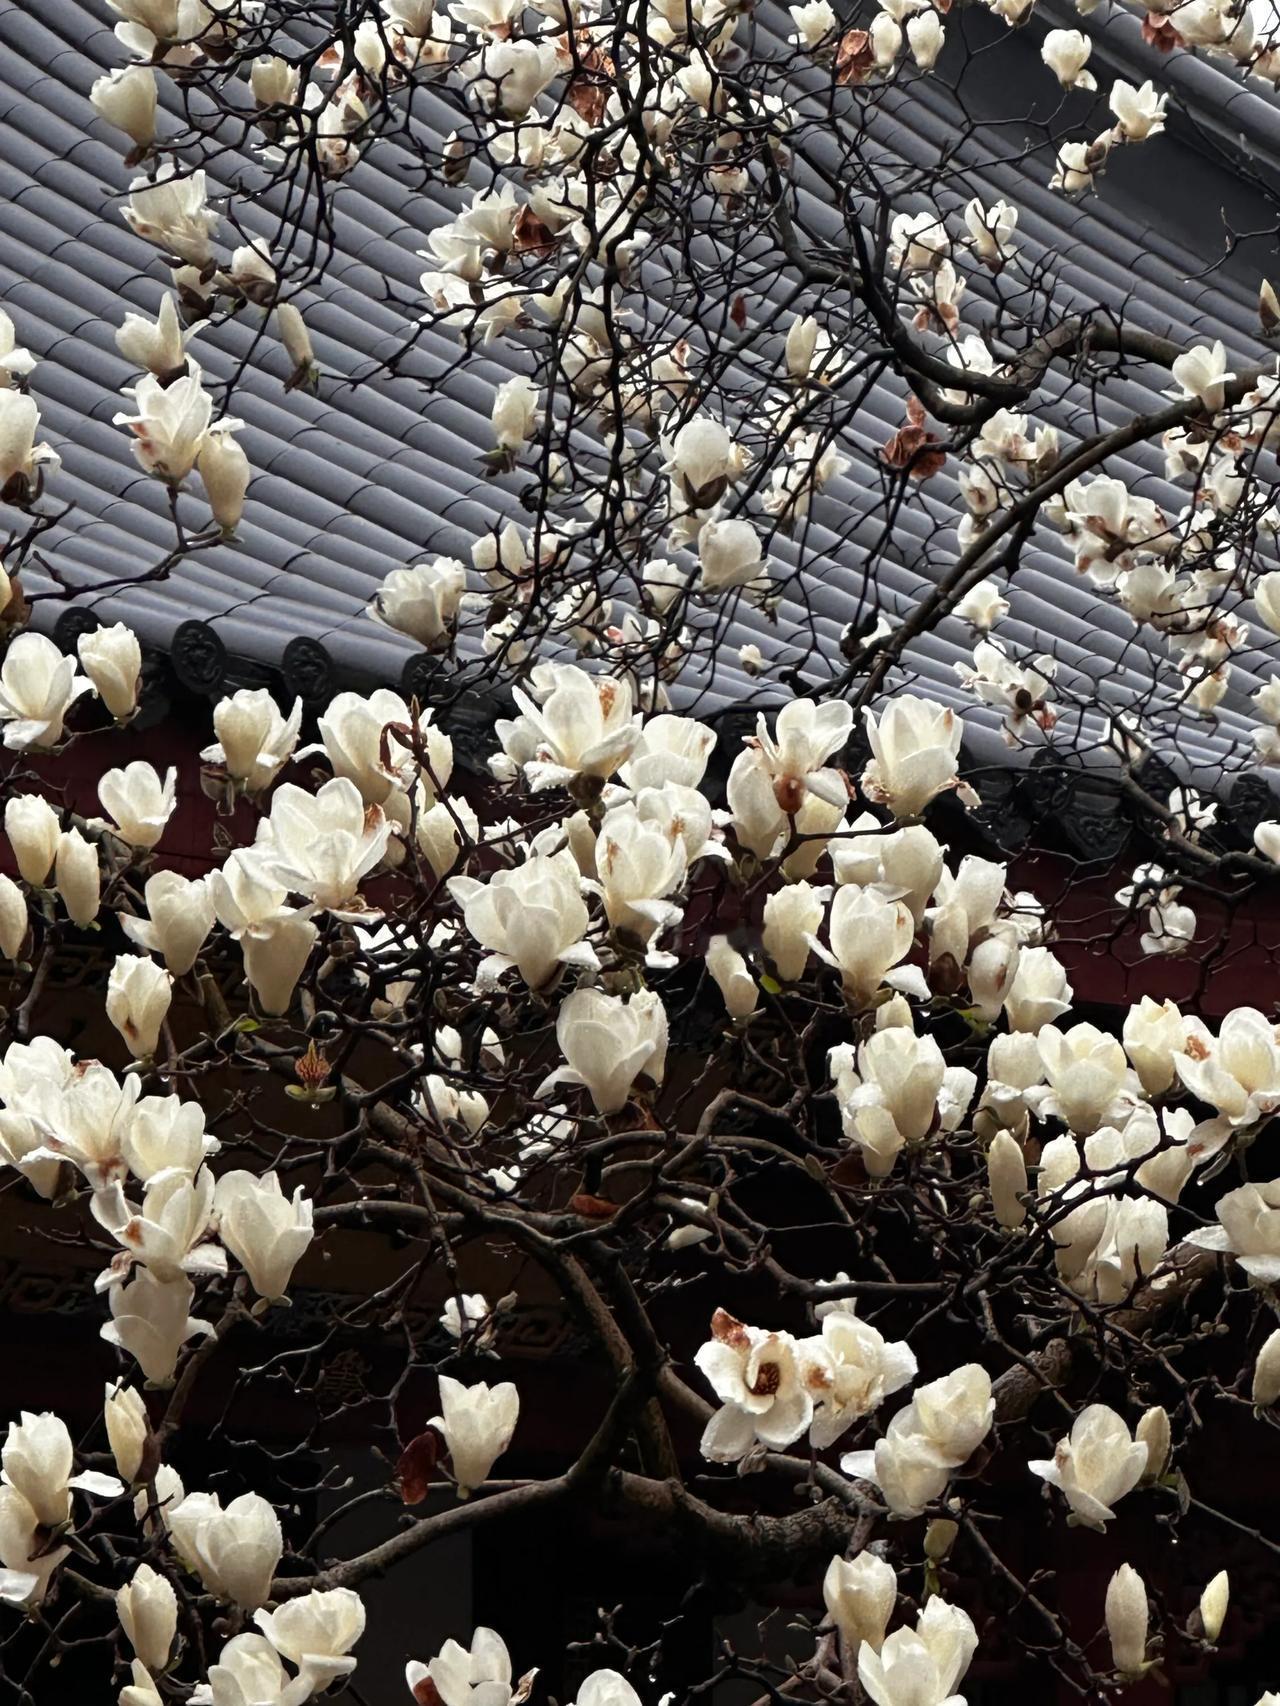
<box><xmin>1253</xmin><ymin>1328</ymin><xmax>1280</xmax><ymax>1407</ymax></box>
<box><xmin>987</xmin><ymin>1130</ymin><xmax>1027</xmax><ymax>1228</ymax></box>
<box><xmin>104</xmin><ymin>1383</ymin><xmax>150</xmax><ymax>1483</ymax></box>
<box><xmin>198</xmin><ymin>432</ymin><xmax>250</xmax><ymax>533</ymax></box>
<box><xmin>1106</xmin><ymin>1564</ymin><xmax>1148</xmax><ymax>1676</ymax></box>
<box><xmin>0</xmin><ymin>873</ymin><xmax>26</xmax><ymax>960</ymax></box>
<box><xmin>55</xmin><ymin>828</ymin><xmax>100</xmax><ymax>927</ymax></box>
<box><xmin>79</xmin><ymin>622</ymin><xmax>141</xmax><ymax>720</ymax></box>
<box><xmin>924</xmin><ymin>1519</ymin><xmax>958</xmax><ymax>1561</ymax></box>
<box><xmin>822</xmin><ymin>1552</ymin><xmax>896</xmax><ymax>1653</ymax></box>
<box><xmin>1136</xmin><ymin>1406</ymin><xmax>1170</xmax><ymax>1480</ymax></box>
<box><xmin>5</xmin><ymin>793</ymin><xmax>60</xmax><ymax>885</ymax></box>
<box><xmin>1199</xmin><ymin>1570</ymin><xmax>1229</xmax><ymax>1643</ymax></box>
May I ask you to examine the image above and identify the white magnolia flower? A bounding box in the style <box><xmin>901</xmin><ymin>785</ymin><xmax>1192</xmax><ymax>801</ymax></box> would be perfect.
<box><xmin>1041</xmin><ymin>27</ymin><xmax>1095</xmax><ymax>86</ymax></box>
<box><xmin>214</xmin><ymin>1171</ymin><xmax>314</xmax><ymax>1301</ymax></box>
<box><xmin>431</xmin><ymin>1376</ymin><xmax>519</xmax><ymax>1496</ymax></box>
<box><xmin>1028</xmin><ymin>1404</ymin><xmax>1148</xmax><ymax>1529</ymax></box>
<box><xmin>115</xmin><ymin>295</ymin><xmax>191</xmax><ymax>379</ymax></box>
<box><xmin>104</xmin><ymin>1382</ymin><xmax>149</xmax><ymax>1483</ymax></box>
<box><xmin>99</xmin><ymin>762</ymin><xmax>178</xmax><ymax>849</ymax></box>
<box><xmin>1110</xmin><ymin>79</ymin><xmax>1167</xmax><ymax>140</ymax></box>
<box><xmin>168</xmin><ymin>1490</ymin><xmax>283</xmax><ymax>1608</ymax></box>
<box><xmin>0</xmin><ymin>634</ymin><xmax>90</xmax><ymax>750</ymax></box>
<box><xmin>257</xmin><ymin>778</ymin><xmax>391</xmax><ymax>912</ymax></box>
<box><xmin>406</xmin><ymin>1626</ymin><xmax>522</xmax><ymax>1706</ymax></box>
<box><xmin>1184</xmin><ymin>1179</ymin><xmax>1280</xmax><ymax>1283</ymax></box>
<box><xmin>830</xmin><ymin>1028</ymin><xmax>947</xmax><ymax>1176</ymax></box>
<box><xmin>802</xmin><ymin>1310</ymin><xmax>917</xmax><ymax>1447</ymax></box>
<box><xmin>497</xmin><ymin>666</ymin><xmax>641</xmax><ymax>791</ymax></box>
<box><xmin>202</xmin><ymin>689</ymin><xmax>303</xmax><ymax>794</ymax></box>
<box><xmin>1171</xmin><ymin>341</ymin><xmax>1233</xmax><ymax>412</ymax></box>
<box><xmin>123</xmin><ymin>165</ymin><xmax>219</xmax><ymax>265</ymax></box>
<box><xmin>1004</xmin><ymin>946</ymin><xmax>1073</xmax><ymax>1031</ymax></box>
<box><xmin>695</xmin><ymin>1309</ymin><xmax>824</xmax><ymax>1458</ymax></box>
<box><xmin>107</xmin><ymin>955</ymin><xmax>172</xmax><ymax>1059</ymax></box>
<box><xmin>5</xmin><ymin>793</ymin><xmax>60</xmax><ymax>886</ymax></box>
<box><xmin>594</xmin><ymin>802</ymin><xmax>688</xmax><ymax>948</ymax></box>
<box><xmin>1173</xmin><ymin>1008</ymin><xmax>1280</xmax><ymax>1159</ymax></box>
<box><xmin>450</xmin><ymin>850</ymin><xmax>596</xmax><ymax>988</ymax></box>
<box><xmin>813</xmin><ymin>886</ymin><xmax>918</xmax><ymax>1007</ymax></box>
<box><xmin>120</xmin><ymin>871</ymin><xmax>215</xmax><ymax>976</ymax></box>
<box><xmin>0</xmin><ymin>392</ymin><xmax>61</xmax><ymax>497</ymax></box>
<box><xmin>253</xmin><ymin>1587</ymin><xmax>366</xmax><ymax>1696</ymax></box>
<box><xmin>3</xmin><ymin>1410</ymin><xmax>122</xmax><ymax>1528</ymax></box>
<box><xmin>542</xmin><ymin>987</ymin><xmax>667</xmax><ymax>1114</ymax></box>
<box><xmin>861</xmin><ymin>695</ymin><xmax>968</xmax><ymax>819</ymax></box>
<box><xmin>823</xmin><ymin>1551</ymin><xmax>897</xmax><ymax>1653</ymax></box>
<box><xmin>371</xmin><ymin>558</ymin><xmax>468</xmax><ymax>650</ymax></box>
<box><xmin>102</xmin><ymin>1269</ymin><xmax>213</xmax><ymax>1386</ymax></box>
<box><xmin>841</xmin><ymin>1364</ymin><xmax>993</xmax><ymax>1516</ymax></box>
<box><xmin>78</xmin><ymin>624</ymin><xmax>142</xmax><ymax>720</ymax></box>
<box><xmin>857</xmin><ymin>1598</ymin><xmax>978</xmax><ymax>1706</ymax></box>
<box><xmin>1035</xmin><ymin>1022</ymin><xmax>1135</xmax><ymax>1134</ymax></box>
<box><xmin>117</xmin><ymin>1564</ymin><xmax>178</xmax><ymax>1673</ymax></box>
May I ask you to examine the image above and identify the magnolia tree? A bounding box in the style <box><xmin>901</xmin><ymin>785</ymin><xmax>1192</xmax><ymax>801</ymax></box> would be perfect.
<box><xmin>5</xmin><ymin>0</ymin><xmax>1280</xmax><ymax>1696</ymax></box>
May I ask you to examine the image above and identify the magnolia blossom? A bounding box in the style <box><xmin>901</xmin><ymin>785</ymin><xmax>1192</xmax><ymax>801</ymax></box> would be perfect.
<box><xmin>252</xmin><ymin>1587</ymin><xmax>367</xmax><ymax>1696</ymax></box>
<box><xmin>1185</xmin><ymin>1179</ymin><xmax>1280</xmax><ymax>1282</ymax></box>
<box><xmin>3</xmin><ymin>1410</ymin><xmax>121</xmax><ymax>1528</ymax></box>
<box><xmin>202</xmin><ymin>688</ymin><xmax>303</xmax><ymax>793</ymax></box>
<box><xmin>1035</xmin><ymin>1022</ymin><xmax>1134</xmax><ymax>1134</ymax></box>
<box><xmin>842</xmin><ymin>1364</ymin><xmax>993</xmax><ymax>1516</ymax></box>
<box><xmin>861</xmin><ymin>695</ymin><xmax>967</xmax><ymax>819</ymax></box>
<box><xmin>104</xmin><ymin>1382</ymin><xmax>149</xmax><ymax>1483</ymax></box>
<box><xmin>113</xmin><ymin>367</ymin><xmax>232</xmax><ymax>483</ymax></box>
<box><xmin>122</xmin><ymin>166</ymin><xmax>219</xmax><ymax>265</ymax></box>
<box><xmin>542</xmin><ymin>987</ymin><xmax>667</xmax><ymax>1114</ymax></box>
<box><xmin>214</xmin><ymin>1170</ymin><xmax>314</xmax><ymax>1301</ymax></box>
<box><xmin>312</xmin><ymin>689</ymin><xmax>453</xmax><ymax>809</ymax></box>
<box><xmin>0</xmin><ymin>392</ymin><xmax>60</xmax><ymax>497</ymax></box>
<box><xmin>830</xmin><ymin>1028</ymin><xmax>947</xmax><ymax>1176</ymax></box>
<box><xmin>372</xmin><ymin>558</ymin><xmax>468</xmax><ymax>649</ymax></box>
<box><xmin>116</xmin><ymin>294</ymin><xmax>190</xmax><ymax>378</ymax></box>
<box><xmin>1174</xmin><ymin>1008</ymin><xmax>1280</xmax><ymax>1159</ymax></box>
<box><xmin>406</xmin><ymin>1626</ymin><xmax>523</xmax><ymax>1706</ymax></box>
<box><xmin>1028</xmin><ymin>1404</ymin><xmax>1148</xmax><ymax>1529</ymax></box>
<box><xmin>450</xmin><ymin>850</ymin><xmax>596</xmax><ymax>988</ymax></box>
<box><xmin>120</xmin><ymin>871</ymin><xmax>215</xmax><ymax>976</ymax></box>
<box><xmin>0</xmin><ymin>634</ymin><xmax>90</xmax><ymax>750</ymax></box>
<box><xmin>823</xmin><ymin>1551</ymin><xmax>897</xmax><ymax>1653</ymax></box>
<box><xmin>1105</xmin><ymin>1565</ymin><xmax>1148</xmax><ymax>1676</ymax></box>
<box><xmin>169</xmin><ymin>1490</ymin><xmax>283</xmax><ymax>1608</ymax></box>
<box><xmin>91</xmin><ymin>63</ymin><xmax>158</xmax><ymax>143</ymax></box>
<box><xmin>431</xmin><ymin>1376</ymin><xmax>519</xmax><ymax>1496</ymax></box>
<box><xmin>813</xmin><ymin>886</ymin><xmax>917</xmax><ymax>1006</ymax></box>
<box><xmin>695</xmin><ymin>1309</ymin><xmax>823</xmax><ymax>1458</ymax></box>
<box><xmin>106</xmin><ymin>954</ymin><xmax>173</xmax><ymax>1059</ymax></box>
<box><xmin>858</xmin><ymin>1598</ymin><xmax>978</xmax><ymax>1706</ymax></box>
<box><xmin>496</xmin><ymin>666</ymin><xmax>641</xmax><ymax>791</ymax></box>
<box><xmin>99</xmin><ymin>762</ymin><xmax>178</xmax><ymax>849</ymax></box>
<box><xmin>5</xmin><ymin>793</ymin><xmax>60</xmax><ymax>886</ymax></box>
<box><xmin>1110</xmin><ymin>79</ymin><xmax>1167</xmax><ymax>140</ymax></box>
<box><xmin>256</xmin><ymin>778</ymin><xmax>391</xmax><ymax>912</ymax></box>
<box><xmin>804</xmin><ymin>1310</ymin><xmax>917</xmax><ymax>1448</ymax></box>
<box><xmin>101</xmin><ymin>1268</ymin><xmax>213</xmax><ymax>1386</ymax></box>
<box><xmin>1171</xmin><ymin>341</ymin><xmax>1233</xmax><ymax>412</ymax></box>
<box><xmin>594</xmin><ymin>802</ymin><xmax>688</xmax><ymax>948</ymax></box>
<box><xmin>762</xmin><ymin>882</ymin><xmax>826</xmax><ymax>981</ymax></box>
<box><xmin>1041</xmin><ymin>27</ymin><xmax>1095</xmax><ymax>86</ymax></box>
<box><xmin>117</xmin><ymin>1564</ymin><xmax>178</xmax><ymax>1673</ymax></box>
<box><xmin>78</xmin><ymin>624</ymin><xmax>141</xmax><ymax>720</ymax></box>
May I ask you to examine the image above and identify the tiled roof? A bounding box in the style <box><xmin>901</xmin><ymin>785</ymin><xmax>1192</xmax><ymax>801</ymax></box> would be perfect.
<box><xmin>3</xmin><ymin>0</ymin><xmax>1278</xmax><ymax>770</ymax></box>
